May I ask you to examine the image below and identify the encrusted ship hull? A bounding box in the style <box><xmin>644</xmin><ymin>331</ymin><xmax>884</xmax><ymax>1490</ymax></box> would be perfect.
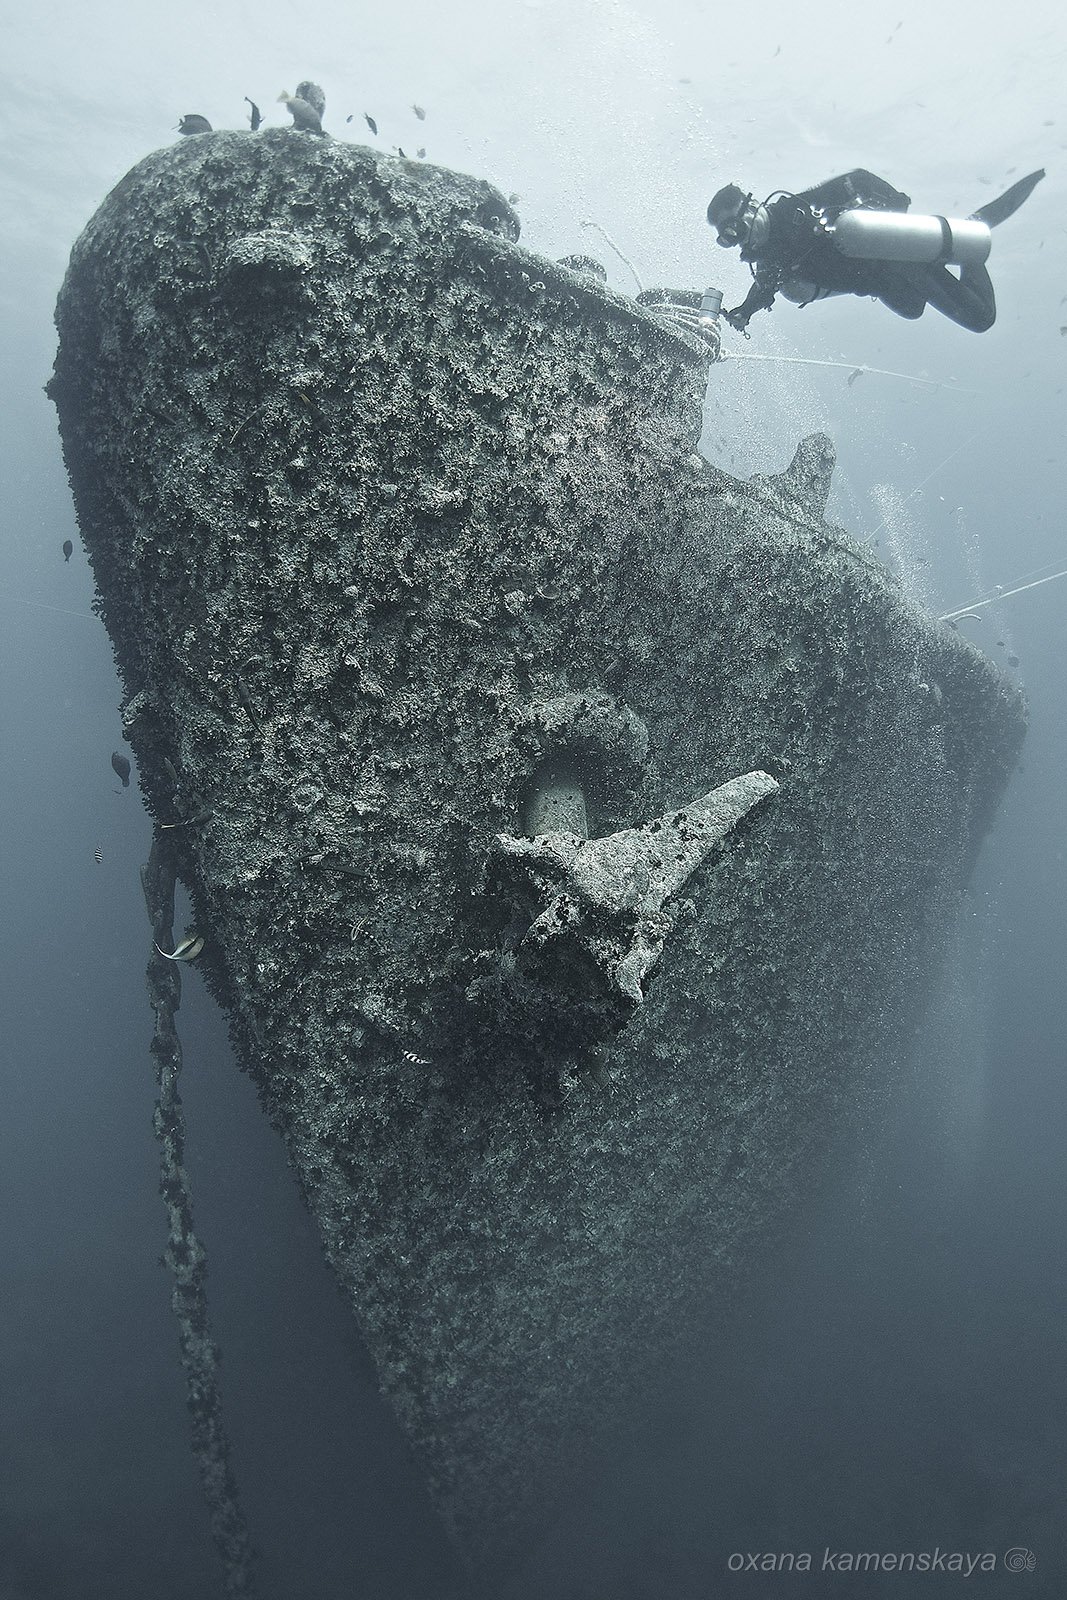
<box><xmin>50</xmin><ymin>128</ymin><xmax>1024</xmax><ymax>1575</ymax></box>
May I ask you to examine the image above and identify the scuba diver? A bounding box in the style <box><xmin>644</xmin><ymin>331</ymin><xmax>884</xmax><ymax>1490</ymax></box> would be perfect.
<box><xmin>707</xmin><ymin>167</ymin><xmax>1044</xmax><ymax>334</ymax></box>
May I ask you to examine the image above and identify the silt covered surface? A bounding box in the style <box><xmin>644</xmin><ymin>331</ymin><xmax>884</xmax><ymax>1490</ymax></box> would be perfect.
<box><xmin>49</xmin><ymin>127</ymin><xmax>1025</xmax><ymax>1575</ymax></box>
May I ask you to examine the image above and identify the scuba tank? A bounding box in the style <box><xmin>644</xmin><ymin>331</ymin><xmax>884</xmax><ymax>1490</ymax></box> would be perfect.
<box><xmin>832</xmin><ymin>210</ymin><xmax>991</xmax><ymax>266</ymax></box>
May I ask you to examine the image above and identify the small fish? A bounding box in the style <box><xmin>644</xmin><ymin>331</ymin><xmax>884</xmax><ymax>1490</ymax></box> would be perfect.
<box><xmin>417</xmin><ymin>146</ymin><xmax>426</xmax><ymax>158</ymax></box>
<box><xmin>364</xmin><ymin>113</ymin><xmax>378</xmax><ymax>134</ymax></box>
<box><xmin>397</xmin><ymin>146</ymin><xmax>406</xmax><ymax>158</ymax></box>
<box><xmin>277</xmin><ymin>91</ymin><xmax>322</xmax><ymax>133</ymax></box>
<box><xmin>245</xmin><ymin>97</ymin><xmax>262</xmax><ymax>131</ymax></box>
<box><xmin>847</xmin><ymin>368</ymin><xmax>863</xmax><ymax>387</ymax></box>
<box><xmin>94</xmin><ymin>846</ymin><xmax>103</xmax><ymax>864</ymax></box>
<box><xmin>160</xmin><ymin>810</ymin><xmax>214</xmax><ymax>830</ymax></box>
<box><xmin>412</xmin><ymin>104</ymin><xmax>426</xmax><ymax>120</ymax></box>
<box><xmin>402</xmin><ymin>1049</ymin><xmax>432</xmax><ymax>1066</ymax></box>
<box><xmin>111</xmin><ymin>750</ymin><xmax>131</xmax><ymax>787</ymax></box>
<box><xmin>62</xmin><ymin>539</ymin><xmax>73</xmax><ymax>562</ymax></box>
<box><xmin>1008</xmin><ymin>653</ymin><xmax>1020</xmax><ymax>667</ymax></box>
<box><xmin>155</xmin><ymin>931</ymin><xmax>205</xmax><ymax>962</ymax></box>
<box><xmin>177</xmin><ymin>114</ymin><xmax>212</xmax><ymax>136</ymax></box>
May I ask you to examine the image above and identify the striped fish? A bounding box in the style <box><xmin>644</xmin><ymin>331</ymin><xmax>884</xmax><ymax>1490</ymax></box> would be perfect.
<box><xmin>154</xmin><ymin>932</ymin><xmax>205</xmax><ymax>962</ymax></box>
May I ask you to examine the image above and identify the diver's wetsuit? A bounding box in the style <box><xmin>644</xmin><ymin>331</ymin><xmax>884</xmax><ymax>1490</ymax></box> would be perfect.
<box><xmin>728</xmin><ymin>168</ymin><xmax>998</xmax><ymax>333</ymax></box>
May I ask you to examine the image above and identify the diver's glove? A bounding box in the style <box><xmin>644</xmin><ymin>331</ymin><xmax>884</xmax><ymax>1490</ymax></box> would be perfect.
<box><xmin>724</xmin><ymin>308</ymin><xmax>751</xmax><ymax>336</ymax></box>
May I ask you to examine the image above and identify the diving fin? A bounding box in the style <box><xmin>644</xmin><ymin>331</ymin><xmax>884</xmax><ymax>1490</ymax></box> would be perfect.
<box><xmin>969</xmin><ymin>168</ymin><xmax>1045</xmax><ymax>228</ymax></box>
